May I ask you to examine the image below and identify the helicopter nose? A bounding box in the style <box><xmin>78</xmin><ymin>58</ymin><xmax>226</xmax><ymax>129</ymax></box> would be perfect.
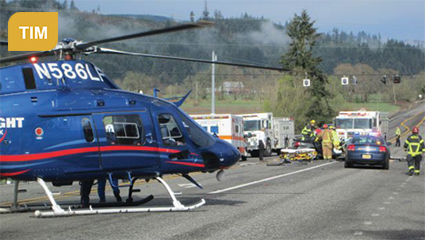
<box><xmin>214</xmin><ymin>139</ymin><xmax>240</xmax><ymax>169</ymax></box>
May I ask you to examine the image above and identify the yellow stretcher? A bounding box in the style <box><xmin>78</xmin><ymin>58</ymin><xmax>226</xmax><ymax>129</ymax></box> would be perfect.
<box><xmin>279</xmin><ymin>148</ymin><xmax>318</xmax><ymax>162</ymax></box>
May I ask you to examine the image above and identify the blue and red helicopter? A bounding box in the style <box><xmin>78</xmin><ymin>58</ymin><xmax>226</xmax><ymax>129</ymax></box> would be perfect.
<box><xmin>0</xmin><ymin>22</ymin><xmax>286</xmax><ymax>217</ymax></box>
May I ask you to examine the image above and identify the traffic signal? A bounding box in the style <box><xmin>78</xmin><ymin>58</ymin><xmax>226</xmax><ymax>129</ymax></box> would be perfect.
<box><xmin>381</xmin><ymin>75</ymin><xmax>387</xmax><ymax>84</ymax></box>
<box><xmin>394</xmin><ymin>75</ymin><xmax>401</xmax><ymax>84</ymax></box>
<box><xmin>352</xmin><ymin>76</ymin><xmax>357</xmax><ymax>85</ymax></box>
<box><xmin>341</xmin><ymin>77</ymin><xmax>349</xmax><ymax>85</ymax></box>
<box><xmin>303</xmin><ymin>79</ymin><xmax>310</xmax><ymax>87</ymax></box>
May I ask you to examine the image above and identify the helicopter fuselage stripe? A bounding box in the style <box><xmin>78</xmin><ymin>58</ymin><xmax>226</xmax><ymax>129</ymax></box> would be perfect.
<box><xmin>165</xmin><ymin>161</ymin><xmax>205</xmax><ymax>168</ymax></box>
<box><xmin>0</xmin><ymin>146</ymin><xmax>181</xmax><ymax>162</ymax></box>
<box><xmin>0</xmin><ymin>130</ymin><xmax>7</xmax><ymax>143</ymax></box>
<box><xmin>0</xmin><ymin>169</ymin><xmax>31</xmax><ymax>177</ymax></box>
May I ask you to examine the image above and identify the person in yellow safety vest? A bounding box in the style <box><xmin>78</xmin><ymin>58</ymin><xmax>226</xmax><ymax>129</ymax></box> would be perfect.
<box><xmin>329</xmin><ymin>125</ymin><xmax>340</xmax><ymax>150</ymax></box>
<box><xmin>317</xmin><ymin>124</ymin><xmax>334</xmax><ymax>161</ymax></box>
<box><xmin>301</xmin><ymin>120</ymin><xmax>316</xmax><ymax>141</ymax></box>
<box><xmin>403</xmin><ymin>127</ymin><xmax>425</xmax><ymax>176</ymax></box>
<box><xmin>395</xmin><ymin>126</ymin><xmax>401</xmax><ymax>147</ymax></box>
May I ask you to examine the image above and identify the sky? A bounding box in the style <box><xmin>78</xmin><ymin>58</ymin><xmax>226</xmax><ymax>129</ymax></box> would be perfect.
<box><xmin>73</xmin><ymin>0</ymin><xmax>425</xmax><ymax>42</ymax></box>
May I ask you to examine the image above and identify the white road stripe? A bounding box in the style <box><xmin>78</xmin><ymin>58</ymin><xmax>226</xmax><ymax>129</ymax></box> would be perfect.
<box><xmin>209</xmin><ymin>162</ymin><xmax>336</xmax><ymax>194</ymax></box>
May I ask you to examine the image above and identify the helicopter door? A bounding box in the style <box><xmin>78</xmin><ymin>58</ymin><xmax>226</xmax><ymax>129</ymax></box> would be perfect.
<box><xmin>92</xmin><ymin>111</ymin><xmax>159</xmax><ymax>170</ymax></box>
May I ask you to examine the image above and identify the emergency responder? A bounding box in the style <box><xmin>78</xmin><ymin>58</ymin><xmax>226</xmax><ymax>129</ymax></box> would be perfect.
<box><xmin>395</xmin><ymin>126</ymin><xmax>401</xmax><ymax>147</ymax></box>
<box><xmin>329</xmin><ymin>125</ymin><xmax>340</xmax><ymax>150</ymax></box>
<box><xmin>80</xmin><ymin>180</ymin><xmax>94</xmax><ymax>208</ymax></box>
<box><xmin>403</xmin><ymin>127</ymin><xmax>425</xmax><ymax>176</ymax></box>
<box><xmin>301</xmin><ymin>120</ymin><xmax>316</xmax><ymax>141</ymax></box>
<box><xmin>98</xmin><ymin>177</ymin><xmax>122</xmax><ymax>203</ymax></box>
<box><xmin>316</xmin><ymin>124</ymin><xmax>334</xmax><ymax>161</ymax></box>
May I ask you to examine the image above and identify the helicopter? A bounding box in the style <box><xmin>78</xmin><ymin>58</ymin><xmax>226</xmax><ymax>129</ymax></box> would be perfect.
<box><xmin>0</xmin><ymin>21</ymin><xmax>287</xmax><ymax>217</ymax></box>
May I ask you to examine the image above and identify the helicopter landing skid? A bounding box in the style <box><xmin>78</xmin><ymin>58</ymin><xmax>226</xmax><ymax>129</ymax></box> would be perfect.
<box><xmin>34</xmin><ymin>177</ymin><xmax>206</xmax><ymax>218</ymax></box>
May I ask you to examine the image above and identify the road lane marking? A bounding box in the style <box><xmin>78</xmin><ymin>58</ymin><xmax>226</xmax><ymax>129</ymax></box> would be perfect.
<box><xmin>378</xmin><ymin>207</ymin><xmax>385</xmax><ymax>210</ymax></box>
<box><xmin>209</xmin><ymin>162</ymin><xmax>336</xmax><ymax>194</ymax></box>
<box><xmin>371</xmin><ymin>213</ymin><xmax>379</xmax><ymax>217</ymax></box>
<box><xmin>354</xmin><ymin>231</ymin><xmax>363</xmax><ymax>236</ymax></box>
<box><xmin>389</xmin><ymin>111</ymin><xmax>425</xmax><ymax>143</ymax></box>
<box><xmin>178</xmin><ymin>183</ymin><xmax>196</xmax><ymax>189</ymax></box>
<box><xmin>363</xmin><ymin>221</ymin><xmax>373</xmax><ymax>225</ymax></box>
<box><xmin>384</xmin><ymin>202</ymin><xmax>390</xmax><ymax>204</ymax></box>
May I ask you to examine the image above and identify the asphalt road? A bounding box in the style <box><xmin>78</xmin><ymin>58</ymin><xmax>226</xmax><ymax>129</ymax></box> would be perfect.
<box><xmin>0</xmin><ymin>103</ymin><xmax>424</xmax><ymax>240</ymax></box>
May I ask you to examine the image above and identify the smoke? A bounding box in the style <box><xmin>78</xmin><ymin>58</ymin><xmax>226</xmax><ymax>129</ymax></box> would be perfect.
<box><xmin>243</xmin><ymin>21</ymin><xmax>291</xmax><ymax>46</ymax></box>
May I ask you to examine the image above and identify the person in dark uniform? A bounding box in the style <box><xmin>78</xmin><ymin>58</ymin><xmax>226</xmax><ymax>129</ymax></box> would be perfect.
<box><xmin>98</xmin><ymin>177</ymin><xmax>122</xmax><ymax>203</ymax></box>
<box><xmin>80</xmin><ymin>180</ymin><xmax>94</xmax><ymax>208</ymax></box>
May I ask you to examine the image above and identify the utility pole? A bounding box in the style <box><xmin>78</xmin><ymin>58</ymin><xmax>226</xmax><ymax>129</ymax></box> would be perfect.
<box><xmin>211</xmin><ymin>51</ymin><xmax>217</xmax><ymax>114</ymax></box>
<box><xmin>195</xmin><ymin>80</ymin><xmax>198</xmax><ymax>106</ymax></box>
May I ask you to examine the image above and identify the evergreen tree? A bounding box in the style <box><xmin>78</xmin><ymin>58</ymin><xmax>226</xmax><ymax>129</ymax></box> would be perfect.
<box><xmin>202</xmin><ymin>0</ymin><xmax>209</xmax><ymax>20</ymax></box>
<box><xmin>190</xmin><ymin>11</ymin><xmax>195</xmax><ymax>22</ymax></box>
<box><xmin>62</xmin><ymin>0</ymin><xmax>68</xmax><ymax>10</ymax></box>
<box><xmin>69</xmin><ymin>0</ymin><xmax>78</xmax><ymax>11</ymax></box>
<box><xmin>280</xmin><ymin>10</ymin><xmax>333</xmax><ymax>124</ymax></box>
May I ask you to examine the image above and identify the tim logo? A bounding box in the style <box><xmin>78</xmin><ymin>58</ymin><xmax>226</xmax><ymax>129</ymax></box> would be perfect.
<box><xmin>8</xmin><ymin>12</ymin><xmax>58</xmax><ymax>51</ymax></box>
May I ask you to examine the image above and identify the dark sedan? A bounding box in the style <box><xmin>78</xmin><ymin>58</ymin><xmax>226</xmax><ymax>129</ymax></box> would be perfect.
<box><xmin>345</xmin><ymin>134</ymin><xmax>390</xmax><ymax>169</ymax></box>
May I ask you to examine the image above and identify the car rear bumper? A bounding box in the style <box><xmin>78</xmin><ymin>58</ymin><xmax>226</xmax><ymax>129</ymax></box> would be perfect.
<box><xmin>346</xmin><ymin>152</ymin><xmax>388</xmax><ymax>165</ymax></box>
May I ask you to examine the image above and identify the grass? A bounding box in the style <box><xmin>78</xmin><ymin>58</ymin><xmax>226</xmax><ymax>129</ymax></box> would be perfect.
<box><xmin>334</xmin><ymin>102</ymin><xmax>400</xmax><ymax>113</ymax></box>
<box><xmin>181</xmin><ymin>97</ymin><xmax>400</xmax><ymax>115</ymax></box>
<box><xmin>182</xmin><ymin>98</ymin><xmax>264</xmax><ymax>114</ymax></box>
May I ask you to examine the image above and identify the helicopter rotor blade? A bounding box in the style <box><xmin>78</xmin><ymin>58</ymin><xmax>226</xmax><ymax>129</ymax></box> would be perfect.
<box><xmin>96</xmin><ymin>48</ymin><xmax>289</xmax><ymax>72</ymax></box>
<box><xmin>0</xmin><ymin>40</ymin><xmax>8</xmax><ymax>46</ymax></box>
<box><xmin>0</xmin><ymin>51</ymin><xmax>54</xmax><ymax>64</ymax></box>
<box><xmin>76</xmin><ymin>21</ymin><xmax>213</xmax><ymax>50</ymax></box>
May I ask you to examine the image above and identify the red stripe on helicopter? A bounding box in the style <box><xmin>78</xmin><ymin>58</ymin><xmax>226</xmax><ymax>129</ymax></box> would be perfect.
<box><xmin>165</xmin><ymin>161</ymin><xmax>205</xmax><ymax>168</ymax></box>
<box><xmin>0</xmin><ymin>146</ymin><xmax>181</xmax><ymax>162</ymax></box>
<box><xmin>0</xmin><ymin>130</ymin><xmax>7</xmax><ymax>144</ymax></box>
<box><xmin>0</xmin><ymin>169</ymin><xmax>31</xmax><ymax>177</ymax></box>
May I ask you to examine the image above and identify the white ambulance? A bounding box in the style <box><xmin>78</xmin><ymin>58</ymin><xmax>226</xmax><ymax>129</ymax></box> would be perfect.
<box><xmin>190</xmin><ymin>114</ymin><xmax>248</xmax><ymax>160</ymax></box>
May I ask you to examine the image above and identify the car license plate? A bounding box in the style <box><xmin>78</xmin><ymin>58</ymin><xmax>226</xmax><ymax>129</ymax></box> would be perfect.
<box><xmin>362</xmin><ymin>154</ymin><xmax>371</xmax><ymax>159</ymax></box>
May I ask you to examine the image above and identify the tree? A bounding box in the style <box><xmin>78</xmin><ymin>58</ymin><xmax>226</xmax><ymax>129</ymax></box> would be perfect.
<box><xmin>62</xmin><ymin>0</ymin><xmax>68</xmax><ymax>10</ymax></box>
<box><xmin>69</xmin><ymin>0</ymin><xmax>78</xmax><ymax>11</ymax></box>
<box><xmin>202</xmin><ymin>0</ymin><xmax>209</xmax><ymax>20</ymax></box>
<box><xmin>190</xmin><ymin>11</ymin><xmax>195</xmax><ymax>22</ymax></box>
<box><xmin>280</xmin><ymin>10</ymin><xmax>333</xmax><ymax>125</ymax></box>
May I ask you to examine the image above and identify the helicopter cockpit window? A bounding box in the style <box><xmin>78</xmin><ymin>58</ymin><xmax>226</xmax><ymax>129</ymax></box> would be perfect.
<box><xmin>158</xmin><ymin>114</ymin><xmax>185</xmax><ymax>147</ymax></box>
<box><xmin>176</xmin><ymin>110</ymin><xmax>215</xmax><ymax>148</ymax></box>
<box><xmin>81</xmin><ymin>118</ymin><xmax>95</xmax><ymax>142</ymax></box>
<box><xmin>103</xmin><ymin>115</ymin><xmax>143</xmax><ymax>145</ymax></box>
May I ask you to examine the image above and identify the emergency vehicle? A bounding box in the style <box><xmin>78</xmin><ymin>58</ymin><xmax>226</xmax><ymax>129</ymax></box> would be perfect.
<box><xmin>191</xmin><ymin>114</ymin><xmax>247</xmax><ymax>160</ymax></box>
<box><xmin>334</xmin><ymin>109</ymin><xmax>389</xmax><ymax>141</ymax></box>
<box><xmin>238</xmin><ymin>113</ymin><xmax>294</xmax><ymax>157</ymax></box>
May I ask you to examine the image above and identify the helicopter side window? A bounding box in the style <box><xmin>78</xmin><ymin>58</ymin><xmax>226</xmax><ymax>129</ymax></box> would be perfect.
<box><xmin>81</xmin><ymin>118</ymin><xmax>95</xmax><ymax>142</ymax></box>
<box><xmin>158</xmin><ymin>114</ymin><xmax>185</xmax><ymax>147</ymax></box>
<box><xmin>22</xmin><ymin>68</ymin><xmax>37</xmax><ymax>90</ymax></box>
<box><xmin>103</xmin><ymin>115</ymin><xmax>143</xmax><ymax>145</ymax></box>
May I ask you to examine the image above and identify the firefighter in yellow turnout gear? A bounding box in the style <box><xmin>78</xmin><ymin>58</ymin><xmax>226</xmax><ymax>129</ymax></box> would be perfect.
<box><xmin>317</xmin><ymin>124</ymin><xmax>334</xmax><ymax>161</ymax></box>
<box><xmin>301</xmin><ymin>120</ymin><xmax>316</xmax><ymax>141</ymax></box>
<box><xmin>329</xmin><ymin>125</ymin><xmax>340</xmax><ymax>150</ymax></box>
<box><xmin>404</xmin><ymin>127</ymin><xmax>425</xmax><ymax>176</ymax></box>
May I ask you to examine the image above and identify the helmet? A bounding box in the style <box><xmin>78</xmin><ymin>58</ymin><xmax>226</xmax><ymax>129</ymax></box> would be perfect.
<box><xmin>329</xmin><ymin>125</ymin><xmax>335</xmax><ymax>129</ymax></box>
<box><xmin>323</xmin><ymin>124</ymin><xmax>328</xmax><ymax>129</ymax></box>
<box><xmin>412</xmin><ymin>127</ymin><xmax>419</xmax><ymax>134</ymax></box>
<box><xmin>310</xmin><ymin>120</ymin><xmax>316</xmax><ymax>124</ymax></box>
